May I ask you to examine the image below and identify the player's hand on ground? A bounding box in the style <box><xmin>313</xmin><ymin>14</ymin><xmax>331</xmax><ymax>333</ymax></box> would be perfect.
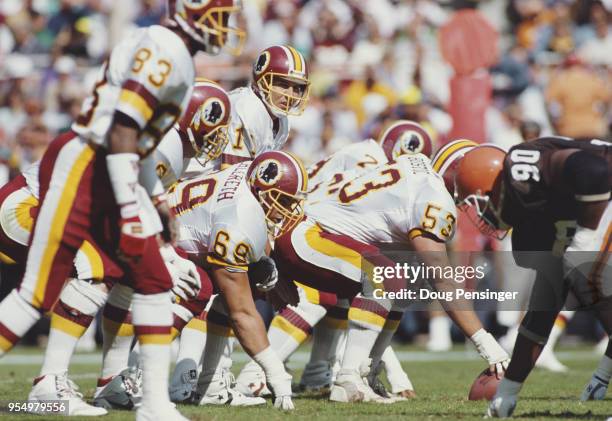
<box><xmin>267</xmin><ymin>370</ymin><xmax>294</xmax><ymax>410</ymax></box>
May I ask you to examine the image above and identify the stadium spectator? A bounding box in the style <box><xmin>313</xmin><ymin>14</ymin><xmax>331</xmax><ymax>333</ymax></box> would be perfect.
<box><xmin>545</xmin><ymin>54</ymin><xmax>611</xmax><ymax>140</ymax></box>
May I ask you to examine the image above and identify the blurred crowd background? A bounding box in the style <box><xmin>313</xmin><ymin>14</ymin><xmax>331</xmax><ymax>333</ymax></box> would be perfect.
<box><xmin>0</xmin><ymin>0</ymin><xmax>610</xmax><ymax>350</ymax></box>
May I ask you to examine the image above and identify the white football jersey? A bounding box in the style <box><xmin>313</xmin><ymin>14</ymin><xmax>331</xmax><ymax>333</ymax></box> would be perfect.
<box><xmin>307</xmin><ymin>139</ymin><xmax>387</xmax><ymax>202</ymax></box>
<box><xmin>220</xmin><ymin>87</ymin><xmax>289</xmax><ymax>166</ymax></box>
<box><xmin>148</xmin><ymin>128</ymin><xmax>189</xmax><ymax>190</ymax></box>
<box><xmin>305</xmin><ymin>154</ymin><xmax>457</xmax><ymax>245</ymax></box>
<box><xmin>72</xmin><ymin>25</ymin><xmax>194</xmax><ymax>156</ymax></box>
<box><xmin>168</xmin><ymin>161</ymin><xmax>268</xmax><ymax>271</ymax></box>
<box><xmin>21</xmin><ymin>161</ymin><xmax>40</xmax><ymax>198</ymax></box>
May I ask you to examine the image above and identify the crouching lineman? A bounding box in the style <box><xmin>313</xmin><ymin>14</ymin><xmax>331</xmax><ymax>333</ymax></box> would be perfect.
<box><xmin>443</xmin><ymin>137</ymin><xmax>611</xmax><ymax>418</ymax></box>
<box><xmin>236</xmin><ymin>120</ymin><xmax>433</xmax><ymax>399</ymax></box>
<box><xmin>267</xmin><ymin>152</ymin><xmax>509</xmax><ymax>403</ymax></box>
<box><xmin>0</xmin><ymin>1</ymin><xmax>246</xmax><ymax>419</ymax></box>
<box><xmin>165</xmin><ymin>150</ymin><xmax>308</xmax><ymax>410</ymax></box>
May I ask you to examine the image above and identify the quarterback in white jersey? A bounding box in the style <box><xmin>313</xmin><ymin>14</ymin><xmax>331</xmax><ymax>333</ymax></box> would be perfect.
<box><xmin>272</xmin><ymin>153</ymin><xmax>510</xmax><ymax>403</ymax></box>
<box><xmin>218</xmin><ymin>45</ymin><xmax>310</xmax><ymax>167</ymax></box>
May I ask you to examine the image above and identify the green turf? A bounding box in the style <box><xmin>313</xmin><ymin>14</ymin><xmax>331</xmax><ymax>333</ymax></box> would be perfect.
<box><xmin>0</xmin><ymin>346</ymin><xmax>609</xmax><ymax>420</ymax></box>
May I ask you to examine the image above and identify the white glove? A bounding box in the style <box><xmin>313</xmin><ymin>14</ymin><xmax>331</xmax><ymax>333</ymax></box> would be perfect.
<box><xmin>159</xmin><ymin>245</ymin><xmax>201</xmax><ymax>301</ymax></box>
<box><xmin>471</xmin><ymin>329</ymin><xmax>510</xmax><ymax>376</ymax></box>
<box><xmin>268</xmin><ymin>371</ymin><xmax>294</xmax><ymax>410</ymax></box>
<box><xmin>253</xmin><ymin>346</ymin><xmax>295</xmax><ymax>410</ymax></box>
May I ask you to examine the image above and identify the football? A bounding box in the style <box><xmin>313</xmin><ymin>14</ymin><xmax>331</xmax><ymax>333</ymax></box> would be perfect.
<box><xmin>468</xmin><ymin>368</ymin><xmax>503</xmax><ymax>401</ymax></box>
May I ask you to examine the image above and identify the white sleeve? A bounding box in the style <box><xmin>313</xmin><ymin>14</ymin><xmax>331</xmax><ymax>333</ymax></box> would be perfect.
<box><xmin>206</xmin><ymin>224</ymin><xmax>262</xmax><ymax>271</ymax></box>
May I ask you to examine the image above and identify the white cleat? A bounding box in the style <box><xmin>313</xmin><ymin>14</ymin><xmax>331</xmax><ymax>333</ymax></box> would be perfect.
<box><xmin>169</xmin><ymin>359</ymin><xmax>198</xmax><ymax>403</ymax></box>
<box><xmin>535</xmin><ymin>347</ymin><xmax>568</xmax><ymax>373</ymax></box>
<box><xmin>93</xmin><ymin>367</ymin><xmax>143</xmax><ymax>410</ymax></box>
<box><xmin>196</xmin><ymin>369</ymin><xmax>266</xmax><ymax>406</ymax></box>
<box><xmin>329</xmin><ymin>368</ymin><xmax>395</xmax><ymax>404</ymax></box>
<box><xmin>235</xmin><ymin>361</ymin><xmax>271</xmax><ymax>397</ymax></box>
<box><xmin>485</xmin><ymin>394</ymin><xmax>517</xmax><ymax>418</ymax></box>
<box><xmin>28</xmin><ymin>373</ymin><xmax>108</xmax><ymax>416</ymax></box>
<box><xmin>299</xmin><ymin>360</ymin><xmax>333</xmax><ymax>392</ymax></box>
<box><xmin>581</xmin><ymin>375</ymin><xmax>609</xmax><ymax>401</ymax></box>
<box><xmin>136</xmin><ymin>404</ymin><xmax>188</xmax><ymax>421</ymax></box>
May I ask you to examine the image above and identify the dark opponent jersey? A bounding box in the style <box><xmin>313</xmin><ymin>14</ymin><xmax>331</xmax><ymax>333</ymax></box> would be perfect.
<box><xmin>501</xmin><ymin>137</ymin><xmax>611</xmax><ymax>253</ymax></box>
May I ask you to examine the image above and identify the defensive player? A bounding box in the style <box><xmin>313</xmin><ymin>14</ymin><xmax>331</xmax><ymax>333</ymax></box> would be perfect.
<box><xmin>269</xmin><ymin>153</ymin><xmax>509</xmax><ymax>402</ymax></box>
<box><xmin>0</xmin><ymin>1</ymin><xmax>245</xmax><ymax>419</ymax></box>
<box><xmin>444</xmin><ymin>138</ymin><xmax>611</xmax><ymax>417</ymax></box>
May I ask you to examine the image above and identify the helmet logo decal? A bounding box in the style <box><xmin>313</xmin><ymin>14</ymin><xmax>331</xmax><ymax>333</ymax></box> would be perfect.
<box><xmin>254</xmin><ymin>51</ymin><xmax>271</xmax><ymax>76</ymax></box>
<box><xmin>257</xmin><ymin>159</ymin><xmax>281</xmax><ymax>186</ymax></box>
<box><xmin>401</xmin><ymin>132</ymin><xmax>423</xmax><ymax>153</ymax></box>
<box><xmin>193</xmin><ymin>98</ymin><xmax>226</xmax><ymax>129</ymax></box>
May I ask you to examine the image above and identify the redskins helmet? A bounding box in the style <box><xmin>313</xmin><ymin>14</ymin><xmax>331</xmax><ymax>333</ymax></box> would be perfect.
<box><xmin>246</xmin><ymin>151</ymin><xmax>308</xmax><ymax>238</ymax></box>
<box><xmin>378</xmin><ymin>120</ymin><xmax>433</xmax><ymax>161</ymax></box>
<box><xmin>431</xmin><ymin>139</ymin><xmax>479</xmax><ymax>195</ymax></box>
<box><xmin>178</xmin><ymin>79</ymin><xmax>231</xmax><ymax>165</ymax></box>
<box><xmin>454</xmin><ymin>144</ymin><xmax>509</xmax><ymax>239</ymax></box>
<box><xmin>252</xmin><ymin>45</ymin><xmax>310</xmax><ymax>117</ymax></box>
<box><xmin>172</xmin><ymin>0</ymin><xmax>246</xmax><ymax>55</ymax></box>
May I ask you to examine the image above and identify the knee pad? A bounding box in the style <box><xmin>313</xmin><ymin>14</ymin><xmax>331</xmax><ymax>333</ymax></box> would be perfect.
<box><xmin>106</xmin><ymin>284</ymin><xmax>134</xmax><ymax>311</ymax></box>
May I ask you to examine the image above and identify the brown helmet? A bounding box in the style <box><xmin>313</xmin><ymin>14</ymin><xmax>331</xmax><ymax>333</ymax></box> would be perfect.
<box><xmin>454</xmin><ymin>144</ymin><xmax>509</xmax><ymax>239</ymax></box>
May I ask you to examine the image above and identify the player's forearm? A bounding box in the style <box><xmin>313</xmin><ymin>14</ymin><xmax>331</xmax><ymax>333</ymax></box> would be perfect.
<box><xmin>228</xmin><ymin>307</ymin><xmax>270</xmax><ymax>357</ymax></box>
<box><xmin>107</xmin><ymin>117</ymin><xmax>139</xmax><ymax>154</ymax></box>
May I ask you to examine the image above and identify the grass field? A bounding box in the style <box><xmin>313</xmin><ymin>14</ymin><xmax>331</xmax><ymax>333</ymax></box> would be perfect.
<box><xmin>0</xmin><ymin>345</ymin><xmax>609</xmax><ymax>420</ymax></box>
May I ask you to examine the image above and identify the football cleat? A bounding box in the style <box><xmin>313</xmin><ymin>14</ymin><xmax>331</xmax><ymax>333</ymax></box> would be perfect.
<box><xmin>329</xmin><ymin>368</ymin><xmax>395</xmax><ymax>404</ymax></box>
<box><xmin>299</xmin><ymin>360</ymin><xmax>333</xmax><ymax>392</ymax></box>
<box><xmin>93</xmin><ymin>366</ymin><xmax>143</xmax><ymax>410</ymax></box>
<box><xmin>486</xmin><ymin>394</ymin><xmax>517</xmax><ymax>418</ymax></box>
<box><xmin>363</xmin><ymin>359</ymin><xmax>406</xmax><ymax>403</ymax></box>
<box><xmin>28</xmin><ymin>373</ymin><xmax>108</xmax><ymax>416</ymax></box>
<box><xmin>535</xmin><ymin>346</ymin><xmax>568</xmax><ymax>373</ymax></box>
<box><xmin>196</xmin><ymin>369</ymin><xmax>266</xmax><ymax>406</ymax></box>
<box><xmin>580</xmin><ymin>375</ymin><xmax>609</xmax><ymax>401</ymax></box>
<box><xmin>169</xmin><ymin>359</ymin><xmax>198</xmax><ymax>403</ymax></box>
<box><xmin>235</xmin><ymin>361</ymin><xmax>272</xmax><ymax>397</ymax></box>
<box><xmin>136</xmin><ymin>403</ymin><xmax>189</xmax><ymax>421</ymax></box>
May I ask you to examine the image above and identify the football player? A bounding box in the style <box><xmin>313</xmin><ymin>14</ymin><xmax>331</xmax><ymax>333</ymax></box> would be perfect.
<box><xmin>444</xmin><ymin>137</ymin><xmax>611</xmax><ymax>417</ymax></box>
<box><xmin>0</xmin><ymin>163</ymin><xmax>113</xmax><ymax>415</ymax></box>
<box><xmin>268</xmin><ymin>152</ymin><xmax>509</xmax><ymax>402</ymax></box>
<box><xmin>167</xmin><ymin>150</ymin><xmax>307</xmax><ymax>410</ymax></box>
<box><xmin>236</xmin><ymin>120</ymin><xmax>433</xmax><ymax>399</ymax></box>
<box><xmin>0</xmin><ymin>1</ymin><xmax>245</xmax><ymax>420</ymax></box>
<box><xmin>168</xmin><ymin>44</ymin><xmax>311</xmax><ymax>401</ymax></box>
<box><xmin>218</xmin><ymin>44</ymin><xmax>310</xmax><ymax>167</ymax></box>
<box><xmin>16</xmin><ymin>80</ymin><xmax>233</xmax><ymax>411</ymax></box>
